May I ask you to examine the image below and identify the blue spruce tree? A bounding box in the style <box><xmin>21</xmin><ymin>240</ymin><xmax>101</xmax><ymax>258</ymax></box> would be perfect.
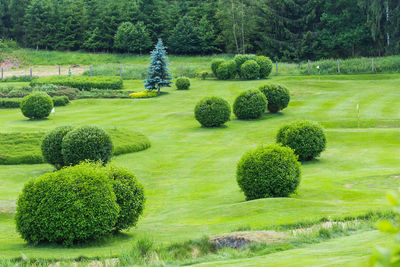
<box><xmin>144</xmin><ymin>39</ymin><xmax>172</xmax><ymax>94</ymax></box>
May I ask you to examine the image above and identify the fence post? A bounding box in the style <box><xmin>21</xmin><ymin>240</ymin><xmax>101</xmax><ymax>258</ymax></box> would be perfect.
<box><xmin>30</xmin><ymin>67</ymin><xmax>32</xmax><ymax>79</ymax></box>
<box><xmin>275</xmin><ymin>61</ymin><xmax>278</xmax><ymax>75</ymax></box>
<box><xmin>308</xmin><ymin>60</ymin><xmax>310</xmax><ymax>73</ymax></box>
<box><xmin>181</xmin><ymin>64</ymin><xmax>183</xmax><ymax>77</ymax></box>
<box><xmin>120</xmin><ymin>64</ymin><xmax>122</xmax><ymax>77</ymax></box>
<box><xmin>90</xmin><ymin>65</ymin><xmax>92</xmax><ymax>77</ymax></box>
<box><xmin>58</xmin><ymin>65</ymin><xmax>61</xmax><ymax>75</ymax></box>
<box><xmin>1</xmin><ymin>68</ymin><xmax>3</xmax><ymax>80</ymax></box>
<box><xmin>337</xmin><ymin>59</ymin><xmax>340</xmax><ymax>73</ymax></box>
<box><xmin>372</xmin><ymin>57</ymin><xmax>375</xmax><ymax>72</ymax></box>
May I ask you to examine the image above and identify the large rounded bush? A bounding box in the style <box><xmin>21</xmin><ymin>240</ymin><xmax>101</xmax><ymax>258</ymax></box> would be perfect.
<box><xmin>255</xmin><ymin>56</ymin><xmax>273</xmax><ymax>78</ymax></box>
<box><xmin>237</xmin><ymin>144</ymin><xmax>301</xmax><ymax>200</ymax></box>
<box><xmin>62</xmin><ymin>126</ymin><xmax>113</xmax><ymax>166</ymax></box>
<box><xmin>234</xmin><ymin>54</ymin><xmax>256</xmax><ymax>74</ymax></box>
<box><xmin>15</xmin><ymin>162</ymin><xmax>120</xmax><ymax>246</ymax></box>
<box><xmin>20</xmin><ymin>92</ymin><xmax>53</xmax><ymax>119</ymax></box>
<box><xmin>277</xmin><ymin>121</ymin><xmax>327</xmax><ymax>161</ymax></box>
<box><xmin>211</xmin><ymin>59</ymin><xmax>225</xmax><ymax>76</ymax></box>
<box><xmin>106</xmin><ymin>164</ymin><xmax>145</xmax><ymax>231</ymax></box>
<box><xmin>41</xmin><ymin>126</ymin><xmax>73</xmax><ymax>169</ymax></box>
<box><xmin>241</xmin><ymin>60</ymin><xmax>260</xmax><ymax>80</ymax></box>
<box><xmin>259</xmin><ymin>84</ymin><xmax>290</xmax><ymax>113</ymax></box>
<box><xmin>176</xmin><ymin>77</ymin><xmax>190</xmax><ymax>90</ymax></box>
<box><xmin>233</xmin><ymin>89</ymin><xmax>267</xmax><ymax>120</ymax></box>
<box><xmin>194</xmin><ymin>96</ymin><xmax>231</xmax><ymax>127</ymax></box>
<box><xmin>216</xmin><ymin>60</ymin><xmax>237</xmax><ymax>80</ymax></box>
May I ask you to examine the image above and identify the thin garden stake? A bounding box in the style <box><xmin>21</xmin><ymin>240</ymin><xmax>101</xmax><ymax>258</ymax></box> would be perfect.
<box><xmin>337</xmin><ymin>59</ymin><xmax>340</xmax><ymax>73</ymax></box>
<box><xmin>276</xmin><ymin>61</ymin><xmax>278</xmax><ymax>75</ymax></box>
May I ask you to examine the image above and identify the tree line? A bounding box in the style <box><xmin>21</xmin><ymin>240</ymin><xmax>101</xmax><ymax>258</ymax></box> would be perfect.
<box><xmin>0</xmin><ymin>0</ymin><xmax>399</xmax><ymax>61</ymax></box>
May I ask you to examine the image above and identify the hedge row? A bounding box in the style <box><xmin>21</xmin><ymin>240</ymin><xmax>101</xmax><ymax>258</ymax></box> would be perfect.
<box><xmin>30</xmin><ymin>76</ymin><xmax>123</xmax><ymax>91</ymax></box>
<box><xmin>0</xmin><ymin>96</ymin><xmax>69</xmax><ymax>108</ymax></box>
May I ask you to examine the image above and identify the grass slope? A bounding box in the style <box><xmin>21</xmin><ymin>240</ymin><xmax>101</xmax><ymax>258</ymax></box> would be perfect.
<box><xmin>0</xmin><ymin>74</ymin><xmax>399</xmax><ymax>261</ymax></box>
<box><xmin>0</xmin><ymin>128</ymin><xmax>150</xmax><ymax>165</ymax></box>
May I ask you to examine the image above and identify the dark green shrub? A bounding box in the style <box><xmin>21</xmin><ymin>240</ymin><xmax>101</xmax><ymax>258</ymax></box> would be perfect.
<box><xmin>0</xmin><ymin>98</ymin><xmax>21</xmax><ymax>108</ymax></box>
<box><xmin>234</xmin><ymin>54</ymin><xmax>256</xmax><ymax>74</ymax></box>
<box><xmin>241</xmin><ymin>60</ymin><xmax>260</xmax><ymax>80</ymax></box>
<box><xmin>255</xmin><ymin>56</ymin><xmax>273</xmax><ymax>78</ymax></box>
<box><xmin>52</xmin><ymin>96</ymin><xmax>70</xmax><ymax>106</ymax></box>
<box><xmin>211</xmin><ymin>59</ymin><xmax>225</xmax><ymax>76</ymax></box>
<box><xmin>236</xmin><ymin>144</ymin><xmax>301</xmax><ymax>200</ymax></box>
<box><xmin>277</xmin><ymin>120</ymin><xmax>327</xmax><ymax>161</ymax></box>
<box><xmin>259</xmin><ymin>84</ymin><xmax>290</xmax><ymax>113</ymax></box>
<box><xmin>176</xmin><ymin>77</ymin><xmax>191</xmax><ymax>90</ymax></box>
<box><xmin>62</xmin><ymin>126</ymin><xmax>113</xmax><ymax>166</ymax></box>
<box><xmin>194</xmin><ymin>97</ymin><xmax>231</xmax><ymax>127</ymax></box>
<box><xmin>30</xmin><ymin>76</ymin><xmax>123</xmax><ymax>91</ymax></box>
<box><xmin>41</xmin><ymin>126</ymin><xmax>74</xmax><ymax>169</ymax></box>
<box><xmin>233</xmin><ymin>89</ymin><xmax>267</xmax><ymax>120</ymax></box>
<box><xmin>20</xmin><ymin>92</ymin><xmax>53</xmax><ymax>119</ymax></box>
<box><xmin>47</xmin><ymin>87</ymin><xmax>80</xmax><ymax>100</ymax></box>
<box><xmin>15</xmin><ymin>162</ymin><xmax>119</xmax><ymax>246</ymax></box>
<box><xmin>216</xmin><ymin>60</ymin><xmax>237</xmax><ymax>80</ymax></box>
<box><xmin>106</xmin><ymin>164</ymin><xmax>145</xmax><ymax>231</ymax></box>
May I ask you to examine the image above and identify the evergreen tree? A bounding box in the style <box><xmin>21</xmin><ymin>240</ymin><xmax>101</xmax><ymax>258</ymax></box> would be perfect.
<box><xmin>131</xmin><ymin>22</ymin><xmax>152</xmax><ymax>55</ymax></box>
<box><xmin>197</xmin><ymin>16</ymin><xmax>219</xmax><ymax>54</ymax></box>
<box><xmin>8</xmin><ymin>0</ymin><xmax>32</xmax><ymax>44</ymax></box>
<box><xmin>114</xmin><ymin>22</ymin><xmax>136</xmax><ymax>52</ymax></box>
<box><xmin>0</xmin><ymin>0</ymin><xmax>11</xmax><ymax>38</ymax></box>
<box><xmin>144</xmin><ymin>39</ymin><xmax>172</xmax><ymax>94</ymax></box>
<box><xmin>167</xmin><ymin>16</ymin><xmax>201</xmax><ymax>54</ymax></box>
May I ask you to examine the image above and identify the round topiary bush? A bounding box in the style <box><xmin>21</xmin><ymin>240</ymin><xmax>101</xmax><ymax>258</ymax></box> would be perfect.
<box><xmin>211</xmin><ymin>59</ymin><xmax>225</xmax><ymax>76</ymax></box>
<box><xmin>194</xmin><ymin>96</ymin><xmax>231</xmax><ymax>127</ymax></box>
<box><xmin>106</xmin><ymin>164</ymin><xmax>145</xmax><ymax>231</ymax></box>
<box><xmin>241</xmin><ymin>60</ymin><xmax>260</xmax><ymax>80</ymax></box>
<box><xmin>41</xmin><ymin>126</ymin><xmax>74</xmax><ymax>169</ymax></box>
<box><xmin>15</xmin><ymin>162</ymin><xmax>120</xmax><ymax>246</ymax></box>
<box><xmin>62</xmin><ymin>126</ymin><xmax>113</xmax><ymax>166</ymax></box>
<box><xmin>233</xmin><ymin>89</ymin><xmax>267</xmax><ymax>120</ymax></box>
<box><xmin>277</xmin><ymin>120</ymin><xmax>327</xmax><ymax>161</ymax></box>
<box><xmin>20</xmin><ymin>92</ymin><xmax>53</xmax><ymax>119</ymax></box>
<box><xmin>176</xmin><ymin>77</ymin><xmax>191</xmax><ymax>90</ymax></box>
<box><xmin>259</xmin><ymin>84</ymin><xmax>290</xmax><ymax>113</ymax></box>
<box><xmin>216</xmin><ymin>60</ymin><xmax>237</xmax><ymax>80</ymax></box>
<box><xmin>255</xmin><ymin>56</ymin><xmax>273</xmax><ymax>78</ymax></box>
<box><xmin>236</xmin><ymin>144</ymin><xmax>301</xmax><ymax>200</ymax></box>
<box><xmin>234</xmin><ymin>54</ymin><xmax>256</xmax><ymax>74</ymax></box>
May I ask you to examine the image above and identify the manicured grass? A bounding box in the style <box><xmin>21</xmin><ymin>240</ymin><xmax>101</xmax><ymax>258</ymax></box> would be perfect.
<box><xmin>0</xmin><ymin>73</ymin><xmax>399</xmax><ymax>263</ymax></box>
<box><xmin>0</xmin><ymin>128</ymin><xmax>150</xmax><ymax>165</ymax></box>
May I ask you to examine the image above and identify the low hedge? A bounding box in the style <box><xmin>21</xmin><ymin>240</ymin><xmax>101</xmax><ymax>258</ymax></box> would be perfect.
<box><xmin>30</xmin><ymin>76</ymin><xmax>123</xmax><ymax>91</ymax></box>
<box><xmin>77</xmin><ymin>90</ymin><xmax>134</xmax><ymax>99</ymax></box>
<box><xmin>129</xmin><ymin>90</ymin><xmax>158</xmax><ymax>99</ymax></box>
<box><xmin>0</xmin><ymin>97</ymin><xmax>70</xmax><ymax>109</ymax></box>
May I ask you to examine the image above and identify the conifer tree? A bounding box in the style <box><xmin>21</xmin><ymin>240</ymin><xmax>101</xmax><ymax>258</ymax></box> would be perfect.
<box><xmin>144</xmin><ymin>39</ymin><xmax>172</xmax><ymax>94</ymax></box>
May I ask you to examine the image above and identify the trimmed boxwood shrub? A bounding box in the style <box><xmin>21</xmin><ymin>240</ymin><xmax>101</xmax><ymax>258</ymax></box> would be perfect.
<box><xmin>0</xmin><ymin>98</ymin><xmax>21</xmax><ymax>108</ymax></box>
<box><xmin>211</xmin><ymin>59</ymin><xmax>225</xmax><ymax>76</ymax></box>
<box><xmin>30</xmin><ymin>76</ymin><xmax>123</xmax><ymax>91</ymax></box>
<box><xmin>233</xmin><ymin>89</ymin><xmax>267</xmax><ymax>120</ymax></box>
<box><xmin>216</xmin><ymin>60</ymin><xmax>237</xmax><ymax>80</ymax></box>
<box><xmin>20</xmin><ymin>92</ymin><xmax>53</xmax><ymax>119</ymax></box>
<box><xmin>255</xmin><ymin>56</ymin><xmax>273</xmax><ymax>78</ymax></box>
<box><xmin>106</xmin><ymin>164</ymin><xmax>145</xmax><ymax>231</ymax></box>
<box><xmin>176</xmin><ymin>77</ymin><xmax>191</xmax><ymax>90</ymax></box>
<box><xmin>194</xmin><ymin>96</ymin><xmax>231</xmax><ymax>127</ymax></box>
<box><xmin>62</xmin><ymin>126</ymin><xmax>113</xmax><ymax>166</ymax></box>
<box><xmin>41</xmin><ymin>126</ymin><xmax>73</xmax><ymax>169</ymax></box>
<box><xmin>51</xmin><ymin>96</ymin><xmax>70</xmax><ymax>106</ymax></box>
<box><xmin>277</xmin><ymin>120</ymin><xmax>327</xmax><ymax>161</ymax></box>
<box><xmin>259</xmin><ymin>84</ymin><xmax>290</xmax><ymax>113</ymax></box>
<box><xmin>15</xmin><ymin>162</ymin><xmax>120</xmax><ymax>246</ymax></box>
<box><xmin>236</xmin><ymin>144</ymin><xmax>301</xmax><ymax>200</ymax></box>
<box><xmin>241</xmin><ymin>60</ymin><xmax>260</xmax><ymax>80</ymax></box>
<box><xmin>234</xmin><ymin>54</ymin><xmax>256</xmax><ymax>73</ymax></box>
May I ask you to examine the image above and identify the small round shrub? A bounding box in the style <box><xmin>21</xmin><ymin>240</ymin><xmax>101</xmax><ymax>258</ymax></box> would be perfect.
<box><xmin>259</xmin><ymin>84</ymin><xmax>290</xmax><ymax>113</ymax></box>
<box><xmin>15</xmin><ymin>162</ymin><xmax>119</xmax><ymax>246</ymax></box>
<box><xmin>211</xmin><ymin>59</ymin><xmax>225</xmax><ymax>76</ymax></box>
<box><xmin>241</xmin><ymin>60</ymin><xmax>260</xmax><ymax>80</ymax></box>
<box><xmin>194</xmin><ymin>97</ymin><xmax>231</xmax><ymax>127</ymax></box>
<box><xmin>176</xmin><ymin>77</ymin><xmax>191</xmax><ymax>90</ymax></box>
<box><xmin>216</xmin><ymin>60</ymin><xmax>237</xmax><ymax>80</ymax></box>
<box><xmin>106</xmin><ymin>164</ymin><xmax>145</xmax><ymax>231</ymax></box>
<box><xmin>237</xmin><ymin>144</ymin><xmax>301</xmax><ymax>200</ymax></box>
<box><xmin>233</xmin><ymin>89</ymin><xmax>267</xmax><ymax>120</ymax></box>
<box><xmin>255</xmin><ymin>56</ymin><xmax>273</xmax><ymax>78</ymax></box>
<box><xmin>234</xmin><ymin>54</ymin><xmax>256</xmax><ymax>74</ymax></box>
<box><xmin>277</xmin><ymin>120</ymin><xmax>327</xmax><ymax>161</ymax></box>
<box><xmin>41</xmin><ymin>126</ymin><xmax>74</xmax><ymax>169</ymax></box>
<box><xmin>62</xmin><ymin>126</ymin><xmax>113</xmax><ymax>166</ymax></box>
<box><xmin>20</xmin><ymin>92</ymin><xmax>53</xmax><ymax>119</ymax></box>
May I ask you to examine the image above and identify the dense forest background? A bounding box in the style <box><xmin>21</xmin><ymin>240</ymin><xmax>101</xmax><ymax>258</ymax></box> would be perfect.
<box><xmin>0</xmin><ymin>0</ymin><xmax>399</xmax><ymax>61</ymax></box>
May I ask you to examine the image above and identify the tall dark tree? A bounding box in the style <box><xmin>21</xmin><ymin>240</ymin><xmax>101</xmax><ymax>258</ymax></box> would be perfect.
<box><xmin>8</xmin><ymin>0</ymin><xmax>32</xmax><ymax>44</ymax></box>
<box><xmin>167</xmin><ymin>16</ymin><xmax>201</xmax><ymax>54</ymax></box>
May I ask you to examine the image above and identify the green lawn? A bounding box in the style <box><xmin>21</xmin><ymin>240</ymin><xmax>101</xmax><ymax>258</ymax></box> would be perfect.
<box><xmin>0</xmin><ymin>74</ymin><xmax>399</xmax><ymax>263</ymax></box>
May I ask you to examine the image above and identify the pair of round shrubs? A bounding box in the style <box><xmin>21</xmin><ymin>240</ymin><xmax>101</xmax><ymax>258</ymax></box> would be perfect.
<box><xmin>20</xmin><ymin>92</ymin><xmax>53</xmax><ymax>119</ymax></box>
<box><xmin>176</xmin><ymin>77</ymin><xmax>190</xmax><ymax>90</ymax></box>
<box><xmin>235</xmin><ymin>54</ymin><xmax>273</xmax><ymax>80</ymax></box>
<box><xmin>277</xmin><ymin>121</ymin><xmax>327</xmax><ymax>161</ymax></box>
<box><xmin>41</xmin><ymin>125</ymin><xmax>113</xmax><ymax>169</ymax></box>
<box><xmin>195</xmin><ymin>97</ymin><xmax>231</xmax><ymax>127</ymax></box>
<box><xmin>15</xmin><ymin>162</ymin><xmax>145</xmax><ymax>246</ymax></box>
